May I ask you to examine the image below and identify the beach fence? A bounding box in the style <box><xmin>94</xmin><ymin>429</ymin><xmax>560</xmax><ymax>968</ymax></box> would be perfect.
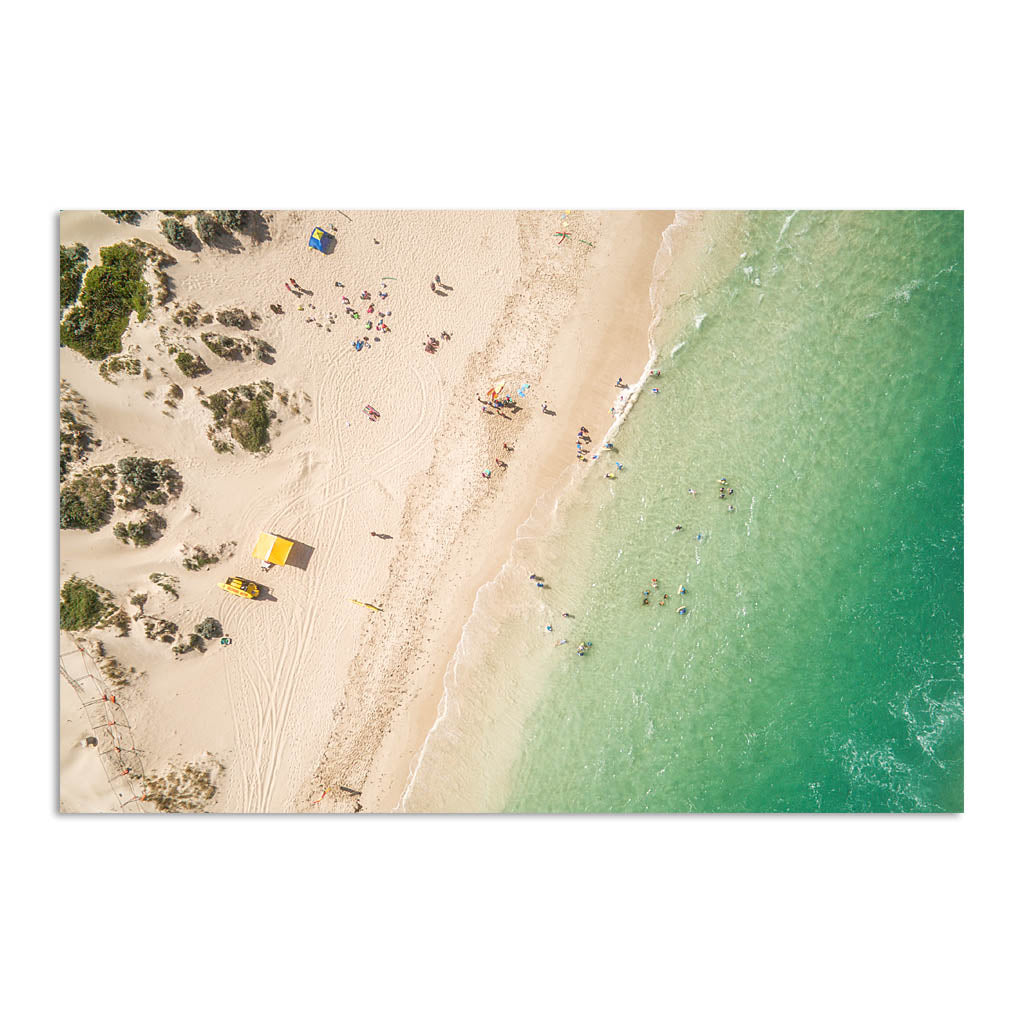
<box><xmin>59</xmin><ymin>640</ymin><xmax>151</xmax><ymax>813</ymax></box>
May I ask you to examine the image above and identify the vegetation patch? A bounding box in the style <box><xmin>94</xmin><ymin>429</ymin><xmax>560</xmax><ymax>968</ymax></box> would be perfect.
<box><xmin>74</xmin><ymin>637</ymin><xmax>137</xmax><ymax>686</ymax></box>
<box><xmin>59</xmin><ymin>384</ymin><xmax>96</xmax><ymax>482</ymax></box>
<box><xmin>142</xmin><ymin>758</ymin><xmax>222</xmax><ymax>812</ymax></box>
<box><xmin>174</xmin><ymin>349</ymin><xmax>209</xmax><ymax>378</ymax></box>
<box><xmin>194</xmin><ymin>211</ymin><xmax>222</xmax><ymax>245</ymax></box>
<box><xmin>60</xmin><ymin>576</ymin><xmax>117</xmax><ymax>631</ymax></box>
<box><xmin>60</xmin><ymin>243</ymin><xmax>90</xmax><ymax>311</ymax></box>
<box><xmin>142</xmin><ymin>615</ymin><xmax>179</xmax><ymax>643</ymax></box>
<box><xmin>215</xmin><ymin>307</ymin><xmax>252</xmax><ymax>330</ymax></box>
<box><xmin>160</xmin><ymin>217</ymin><xmax>195</xmax><ymax>249</ymax></box>
<box><xmin>98</xmin><ymin>354</ymin><xmax>142</xmax><ymax>383</ymax></box>
<box><xmin>171</xmin><ymin>301</ymin><xmax>202</xmax><ymax>328</ymax></box>
<box><xmin>201</xmin><ymin>332</ymin><xmax>273</xmax><ymax>363</ymax></box>
<box><xmin>149</xmin><ymin>572</ymin><xmax>180</xmax><ymax>598</ymax></box>
<box><xmin>112</xmin><ymin>509</ymin><xmax>166</xmax><ymax>547</ymax></box>
<box><xmin>115</xmin><ymin>456</ymin><xmax>181</xmax><ymax>509</ymax></box>
<box><xmin>201</xmin><ymin>380</ymin><xmax>276</xmax><ymax>453</ymax></box>
<box><xmin>60</xmin><ymin>242</ymin><xmax>152</xmax><ymax>360</ymax></box>
<box><xmin>60</xmin><ymin>464</ymin><xmax>116</xmax><ymax>531</ymax></box>
<box><xmin>194</xmin><ymin>617</ymin><xmax>223</xmax><ymax>640</ymax></box>
<box><xmin>214</xmin><ymin>210</ymin><xmax>249</xmax><ymax>234</ymax></box>
<box><xmin>101</xmin><ymin>211</ymin><xmax>142</xmax><ymax>225</ymax></box>
<box><xmin>172</xmin><ymin>632</ymin><xmax>205</xmax><ymax>655</ymax></box>
<box><xmin>181</xmin><ymin>542</ymin><xmax>233</xmax><ymax>572</ymax></box>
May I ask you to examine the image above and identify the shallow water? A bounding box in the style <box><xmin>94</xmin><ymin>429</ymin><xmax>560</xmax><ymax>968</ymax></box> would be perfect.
<box><xmin>408</xmin><ymin>211</ymin><xmax>963</xmax><ymax>813</ymax></box>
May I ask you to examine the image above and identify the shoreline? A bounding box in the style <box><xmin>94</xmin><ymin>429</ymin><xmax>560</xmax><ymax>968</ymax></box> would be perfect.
<box><xmin>315</xmin><ymin>211</ymin><xmax>674</xmax><ymax>812</ymax></box>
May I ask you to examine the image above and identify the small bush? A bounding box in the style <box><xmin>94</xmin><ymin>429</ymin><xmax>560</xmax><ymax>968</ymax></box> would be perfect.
<box><xmin>60</xmin><ymin>467</ymin><xmax>115</xmax><ymax>531</ymax></box>
<box><xmin>143</xmin><ymin>760</ymin><xmax>221</xmax><ymax>811</ymax></box>
<box><xmin>172</xmin><ymin>302</ymin><xmax>202</xmax><ymax>328</ymax></box>
<box><xmin>160</xmin><ymin>217</ymin><xmax>193</xmax><ymax>248</ymax></box>
<box><xmin>175</xmin><ymin>350</ymin><xmax>209</xmax><ymax>378</ymax></box>
<box><xmin>216</xmin><ymin>307</ymin><xmax>250</xmax><ymax>330</ymax></box>
<box><xmin>59</xmin><ymin>407</ymin><xmax>94</xmax><ymax>482</ymax></box>
<box><xmin>60</xmin><ymin>577</ymin><xmax>114</xmax><ymax>631</ymax></box>
<box><xmin>195</xmin><ymin>617</ymin><xmax>223</xmax><ymax>640</ymax></box>
<box><xmin>182</xmin><ymin>545</ymin><xmax>219</xmax><ymax>572</ymax></box>
<box><xmin>213</xmin><ymin>210</ymin><xmax>248</xmax><ymax>233</ymax></box>
<box><xmin>99</xmin><ymin>355</ymin><xmax>142</xmax><ymax>383</ymax></box>
<box><xmin>172</xmin><ymin>633</ymin><xmax>204</xmax><ymax>655</ymax></box>
<box><xmin>101</xmin><ymin>211</ymin><xmax>142</xmax><ymax>225</ymax></box>
<box><xmin>143</xmin><ymin>616</ymin><xmax>178</xmax><ymax>642</ymax></box>
<box><xmin>194</xmin><ymin>211</ymin><xmax>221</xmax><ymax>245</ymax></box>
<box><xmin>60</xmin><ymin>243</ymin><xmax>89</xmax><ymax>311</ymax></box>
<box><xmin>148</xmin><ymin>572</ymin><xmax>180</xmax><ymax>599</ymax></box>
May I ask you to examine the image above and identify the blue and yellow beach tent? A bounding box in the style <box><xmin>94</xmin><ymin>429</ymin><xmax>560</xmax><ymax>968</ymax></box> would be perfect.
<box><xmin>308</xmin><ymin>227</ymin><xmax>328</xmax><ymax>251</ymax></box>
<box><xmin>252</xmin><ymin>532</ymin><xmax>294</xmax><ymax>568</ymax></box>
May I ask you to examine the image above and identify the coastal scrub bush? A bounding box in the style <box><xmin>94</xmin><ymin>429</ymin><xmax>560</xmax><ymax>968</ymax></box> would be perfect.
<box><xmin>143</xmin><ymin>760</ymin><xmax>221</xmax><ymax>811</ymax></box>
<box><xmin>102</xmin><ymin>211</ymin><xmax>142</xmax><ymax>225</ymax></box>
<box><xmin>60</xmin><ymin>243</ymin><xmax>151</xmax><ymax>361</ymax></box>
<box><xmin>182</xmin><ymin>545</ymin><xmax>220</xmax><ymax>571</ymax></box>
<box><xmin>115</xmin><ymin>457</ymin><xmax>181</xmax><ymax>509</ymax></box>
<box><xmin>172</xmin><ymin>302</ymin><xmax>202</xmax><ymax>328</ymax></box>
<box><xmin>148</xmin><ymin>572</ymin><xmax>180</xmax><ymax>599</ymax></box>
<box><xmin>174</xmin><ymin>350</ymin><xmax>209</xmax><ymax>377</ymax></box>
<box><xmin>59</xmin><ymin>576</ymin><xmax>114</xmax><ymax>631</ymax></box>
<box><xmin>112</xmin><ymin>510</ymin><xmax>165</xmax><ymax>546</ymax></box>
<box><xmin>213</xmin><ymin>210</ymin><xmax>248</xmax><ymax>233</ymax></box>
<box><xmin>194</xmin><ymin>211</ymin><xmax>221</xmax><ymax>245</ymax></box>
<box><xmin>143</xmin><ymin>615</ymin><xmax>178</xmax><ymax>642</ymax></box>
<box><xmin>231</xmin><ymin>396</ymin><xmax>271</xmax><ymax>452</ymax></box>
<box><xmin>60</xmin><ymin>243</ymin><xmax>89</xmax><ymax>311</ymax></box>
<box><xmin>60</xmin><ymin>466</ymin><xmax>115</xmax><ymax>531</ymax></box>
<box><xmin>160</xmin><ymin>217</ymin><xmax>193</xmax><ymax>249</ymax></box>
<box><xmin>172</xmin><ymin>633</ymin><xmax>204</xmax><ymax>655</ymax></box>
<box><xmin>59</xmin><ymin>408</ymin><xmax>94</xmax><ymax>482</ymax></box>
<box><xmin>216</xmin><ymin>307</ymin><xmax>250</xmax><ymax>330</ymax></box>
<box><xmin>194</xmin><ymin>617</ymin><xmax>223</xmax><ymax>640</ymax></box>
<box><xmin>98</xmin><ymin>355</ymin><xmax>142</xmax><ymax>383</ymax></box>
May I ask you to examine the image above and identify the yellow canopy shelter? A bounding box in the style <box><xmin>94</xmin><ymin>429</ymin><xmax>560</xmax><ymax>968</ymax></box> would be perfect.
<box><xmin>252</xmin><ymin>532</ymin><xmax>294</xmax><ymax>568</ymax></box>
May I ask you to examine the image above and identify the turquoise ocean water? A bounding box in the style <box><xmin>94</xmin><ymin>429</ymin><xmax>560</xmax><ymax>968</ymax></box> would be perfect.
<box><xmin>406</xmin><ymin>211</ymin><xmax>963</xmax><ymax>813</ymax></box>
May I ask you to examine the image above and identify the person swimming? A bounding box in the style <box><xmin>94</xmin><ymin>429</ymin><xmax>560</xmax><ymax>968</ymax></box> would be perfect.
<box><xmin>674</xmin><ymin>525</ymin><xmax>683</xmax><ymax>531</ymax></box>
<box><xmin>677</xmin><ymin>606</ymin><xmax>688</xmax><ymax>615</ymax></box>
<box><xmin>678</xmin><ymin>585</ymin><xmax>686</xmax><ymax>595</ymax></box>
<box><xmin>658</xmin><ymin>595</ymin><xmax>667</xmax><ymax>606</ymax></box>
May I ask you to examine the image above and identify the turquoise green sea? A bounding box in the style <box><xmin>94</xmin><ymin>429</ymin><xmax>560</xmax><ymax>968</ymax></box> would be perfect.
<box><xmin>404</xmin><ymin>210</ymin><xmax>963</xmax><ymax>814</ymax></box>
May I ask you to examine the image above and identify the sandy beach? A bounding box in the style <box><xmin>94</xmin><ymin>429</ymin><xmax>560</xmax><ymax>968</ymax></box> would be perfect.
<box><xmin>59</xmin><ymin>209</ymin><xmax>672</xmax><ymax>812</ymax></box>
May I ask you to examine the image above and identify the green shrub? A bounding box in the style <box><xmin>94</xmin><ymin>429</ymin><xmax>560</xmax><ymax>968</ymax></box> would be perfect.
<box><xmin>60</xmin><ymin>243</ymin><xmax>89</xmax><ymax>311</ymax></box>
<box><xmin>59</xmin><ymin>407</ymin><xmax>94</xmax><ymax>482</ymax></box>
<box><xmin>160</xmin><ymin>217</ymin><xmax>193</xmax><ymax>249</ymax></box>
<box><xmin>195</xmin><ymin>617</ymin><xmax>223</xmax><ymax>640</ymax></box>
<box><xmin>101</xmin><ymin>211</ymin><xmax>142</xmax><ymax>225</ymax></box>
<box><xmin>60</xmin><ymin>243</ymin><xmax>151</xmax><ymax>361</ymax></box>
<box><xmin>231</xmin><ymin>395</ymin><xmax>270</xmax><ymax>452</ymax></box>
<box><xmin>175</xmin><ymin>350</ymin><xmax>209</xmax><ymax>377</ymax></box>
<box><xmin>216</xmin><ymin>307</ymin><xmax>250</xmax><ymax>330</ymax></box>
<box><xmin>213</xmin><ymin>210</ymin><xmax>248</xmax><ymax>233</ymax></box>
<box><xmin>194</xmin><ymin>211</ymin><xmax>220</xmax><ymax>244</ymax></box>
<box><xmin>143</xmin><ymin>616</ymin><xmax>178</xmax><ymax>642</ymax></box>
<box><xmin>172</xmin><ymin>302</ymin><xmax>202</xmax><ymax>327</ymax></box>
<box><xmin>60</xmin><ymin>468</ymin><xmax>115</xmax><ymax>531</ymax></box>
<box><xmin>182</xmin><ymin>545</ymin><xmax>220</xmax><ymax>572</ymax></box>
<box><xmin>112</xmin><ymin>510</ymin><xmax>164</xmax><ymax>547</ymax></box>
<box><xmin>148</xmin><ymin>572</ymin><xmax>179</xmax><ymax>599</ymax></box>
<box><xmin>98</xmin><ymin>355</ymin><xmax>142</xmax><ymax>382</ymax></box>
<box><xmin>59</xmin><ymin>577</ymin><xmax>113</xmax><ymax>631</ymax></box>
<box><xmin>172</xmin><ymin>633</ymin><xmax>204</xmax><ymax>655</ymax></box>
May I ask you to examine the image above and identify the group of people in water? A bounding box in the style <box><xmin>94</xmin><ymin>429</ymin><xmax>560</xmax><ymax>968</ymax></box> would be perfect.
<box><xmin>641</xmin><ymin>578</ymin><xmax>689</xmax><ymax>615</ymax></box>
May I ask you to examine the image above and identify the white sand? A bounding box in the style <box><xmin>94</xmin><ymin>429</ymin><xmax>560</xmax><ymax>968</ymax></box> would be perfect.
<box><xmin>59</xmin><ymin>209</ymin><xmax>671</xmax><ymax>812</ymax></box>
